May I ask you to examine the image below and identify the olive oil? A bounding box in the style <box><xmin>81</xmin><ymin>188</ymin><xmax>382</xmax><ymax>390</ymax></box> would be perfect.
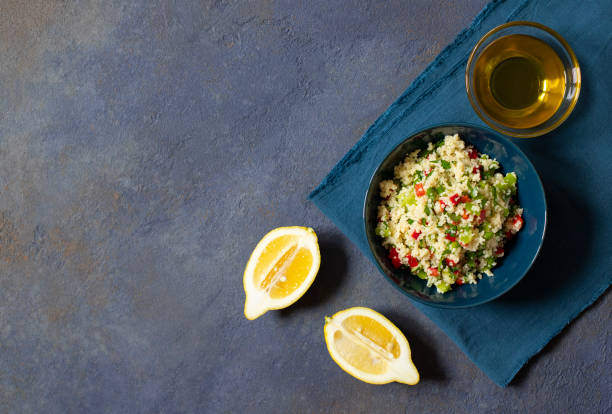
<box><xmin>472</xmin><ymin>34</ymin><xmax>566</xmax><ymax>129</ymax></box>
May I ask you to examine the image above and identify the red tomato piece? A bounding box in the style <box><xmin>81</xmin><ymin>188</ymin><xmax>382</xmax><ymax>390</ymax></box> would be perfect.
<box><xmin>388</xmin><ymin>248</ymin><xmax>402</xmax><ymax>268</ymax></box>
<box><xmin>512</xmin><ymin>215</ymin><xmax>524</xmax><ymax>231</ymax></box>
<box><xmin>449</xmin><ymin>194</ymin><xmax>460</xmax><ymax>206</ymax></box>
<box><xmin>406</xmin><ymin>254</ymin><xmax>418</xmax><ymax>268</ymax></box>
<box><xmin>414</xmin><ymin>183</ymin><xmax>425</xmax><ymax>197</ymax></box>
<box><xmin>411</xmin><ymin>230</ymin><xmax>421</xmax><ymax>240</ymax></box>
<box><xmin>476</xmin><ymin>209</ymin><xmax>486</xmax><ymax>224</ymax></box>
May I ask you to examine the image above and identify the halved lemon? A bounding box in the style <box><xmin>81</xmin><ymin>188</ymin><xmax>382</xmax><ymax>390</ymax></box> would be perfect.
<box><xmin>324</xmin><ymin>307</ymin><xmax>419</xmax><ymax>385</ymax></box>
<box><xmin>243</xmin><ymin>226</ymin><xmax>320</xmax><ymax>320</ymax></box>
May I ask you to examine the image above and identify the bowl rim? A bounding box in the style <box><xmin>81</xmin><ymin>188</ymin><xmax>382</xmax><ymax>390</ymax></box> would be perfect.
<box><xmin>363</xmin><ymin>122</ymin><xmax>548</xmax><ymax>308</ymax></box>
<box><xmin>465</xmin><ymin>20</ymin><xmax>581</xmax><ymax>138</ymax></box>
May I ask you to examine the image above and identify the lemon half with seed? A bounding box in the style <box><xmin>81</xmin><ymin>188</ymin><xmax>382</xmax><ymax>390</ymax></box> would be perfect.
<box><xmin>243</xmin><ymin>226</ymin><xmax>320</xmax><ymax>320</ymax></box>
<box><xmin>324</xmin><ymin>307</ymin><xmax>419</xmax><ymax>385</ymax></box>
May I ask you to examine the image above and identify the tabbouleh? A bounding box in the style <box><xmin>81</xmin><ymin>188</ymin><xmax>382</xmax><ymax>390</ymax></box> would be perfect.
<box><xmin>376</xmin><ymin>134</ymin><xmax>524</xmax><ymax>293</ymax></box>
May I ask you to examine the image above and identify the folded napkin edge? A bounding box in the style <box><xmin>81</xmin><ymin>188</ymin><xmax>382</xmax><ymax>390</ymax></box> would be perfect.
<box><xmin>498</xmin><ymin>283</ymin><xmax>610</xmax><ymax>386</ymax></box>
<box><xmin>308</xmin><ymin>0</ymin><xmax>513</xmax><ymax>201</ymax></box>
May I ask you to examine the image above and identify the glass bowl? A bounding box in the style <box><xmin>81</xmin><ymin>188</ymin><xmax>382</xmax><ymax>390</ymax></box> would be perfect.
<box><xmin>466</xmin><ymin>21</ymin><xmax>581</xmax><ymax>138</ymax></box>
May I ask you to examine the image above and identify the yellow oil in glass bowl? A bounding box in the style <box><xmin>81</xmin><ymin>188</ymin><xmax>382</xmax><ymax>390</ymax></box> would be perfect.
<box><xmin>472</xmin><ymin>34</ymin><xmax>565</xmax><ymax>129</ymax></box>
<box><xmin>466</xmin><ymin>21</ymin><xmax>580</xmax><ymax>138</ymax></box>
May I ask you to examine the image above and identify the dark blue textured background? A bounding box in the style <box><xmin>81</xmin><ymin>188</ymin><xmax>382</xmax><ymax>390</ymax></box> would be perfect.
<box><xmin>0</xmin><ymin>1</ymin><xmax>608</xmax><ymax>412</ymax></box>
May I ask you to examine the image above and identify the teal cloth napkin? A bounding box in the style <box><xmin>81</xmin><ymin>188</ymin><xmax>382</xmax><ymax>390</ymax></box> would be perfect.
<box><xmin>309</xmin><ymin>0</ymin><xmax>612</xmax><ymax>386</ymax></box>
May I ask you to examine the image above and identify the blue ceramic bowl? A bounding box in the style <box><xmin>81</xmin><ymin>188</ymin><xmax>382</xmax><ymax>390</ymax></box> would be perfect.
<box><xmin>363</xmin><ymin>123</ymin><xmax>547</xmax><ymax>308</ymax></box>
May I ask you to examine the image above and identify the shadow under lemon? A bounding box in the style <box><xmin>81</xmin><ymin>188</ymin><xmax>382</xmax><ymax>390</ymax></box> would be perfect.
<box><xmin>278</xmin><ymin>233</ymin><xmax>348</xmax><ymax>316</ymax></box>
<box><xmin>382</xmin><ymin>310</ymin><xmax>447</xmax><ymax>383</ymax></box>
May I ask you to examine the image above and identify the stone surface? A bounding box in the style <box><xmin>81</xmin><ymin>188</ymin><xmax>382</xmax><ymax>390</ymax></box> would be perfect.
<box><xmin>0</xmin><ymin>0</ymin><xmax>609</xmax><ymax>413</ymax></box>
